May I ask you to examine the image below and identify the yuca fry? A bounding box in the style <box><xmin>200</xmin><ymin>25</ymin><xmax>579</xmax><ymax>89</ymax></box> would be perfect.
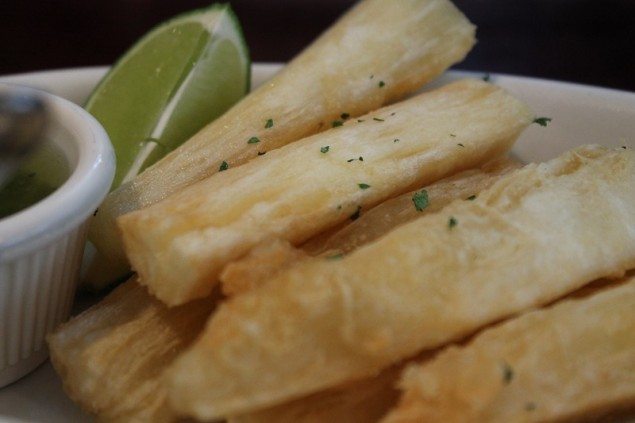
<box><xmin>222</xmin><ymin>157</ymin><xmax>520</xmax><ymax>296</ymax></box>
<box><xmin>383</xmin><ymin>277</ymin><xmax>635</xmax><ymax>423</ymax></box>
<box><xmin>304</xmin><ymin>157</ymin><xmax>521</xmax><ymax>256</ymax></box>
<box><xmin>229</xmin><ymin>364</ymin><xmax>404</xmax><ymax>423</ymax></box>
<box><xmin>221</xmin><ymin>239</ymin><xmax>308</xmax><ymax>296</ymax></box>
<box><xmin>166</xmin><ymin>146</ymin><xmax>635</xmax><ymax>420</ymax></box>
<box><xmin>47</xmin><ymin>279</ymin><xmax>216</xmax><ymax>422</ymax></box>
<box><xmin>89</xmin><ymin>0</ymin><xmax>476</xmax><ymax>282</ymax></box>
<box><xmin>120</xmin><ymin>79</ymin><xmax>533</xmax><ymax>306</ymax></box>
<box><xmin>228</xmin><ymin>277</ymin><xmax>628</xmax><ymax>423</ymax></box>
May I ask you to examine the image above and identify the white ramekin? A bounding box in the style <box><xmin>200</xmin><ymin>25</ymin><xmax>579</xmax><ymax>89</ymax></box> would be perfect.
<box><xmin>0</xmin><ymin>83</ymin><xmax>115</xmax><ymax>387</ymax></box>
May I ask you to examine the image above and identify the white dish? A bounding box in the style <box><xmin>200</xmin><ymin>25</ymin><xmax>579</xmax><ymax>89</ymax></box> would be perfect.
<box><xmin>0</xmin><ymin>64</ymin><xmax>633</xmax><ymax>422</ymax></box>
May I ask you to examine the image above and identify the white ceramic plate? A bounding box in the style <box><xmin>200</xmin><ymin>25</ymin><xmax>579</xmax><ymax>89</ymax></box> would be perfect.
<box><xmin>0</xmin><ymin>65</ymin><xmax>633</xmax><ymax>422</ymax></box>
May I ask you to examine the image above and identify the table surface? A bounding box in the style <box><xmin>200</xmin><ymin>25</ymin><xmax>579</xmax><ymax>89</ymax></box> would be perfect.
<box><xmin>1</xmin><ymin>0</ymin><xmax>634</xmax><ymax>91</ymax></box>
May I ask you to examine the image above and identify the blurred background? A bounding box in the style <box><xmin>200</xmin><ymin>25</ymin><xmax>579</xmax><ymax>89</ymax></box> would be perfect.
<box><xmin>1</xmin><ymin>0</ymin><xmax>633</xmax><ymax>90</ymax></box>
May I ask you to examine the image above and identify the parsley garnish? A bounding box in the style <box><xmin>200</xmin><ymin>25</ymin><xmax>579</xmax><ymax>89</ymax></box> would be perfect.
<box><xmin>320</xmin><ymin>146</ymin><xmax>330</xmax><ymax>154</ymax></box>
<box><xmin>93</xmin><ymin>208</ymin><xmax>99</xmax><ymax>217</ymax></box>
<box><xmin>412</xmin><ymin>190</ymin><xmax>429</xmax><ymax>212</ymax></box>
<box><xmin>340</xmin><ymin>113</ymin><xmax>350</xmax><ymax>120</ymax></box>
<box><xmin>502</xmin><ymin>362</ymin><xmax>514</xmax><ymax>384</ymax></box>
<box><xmin>347</xmin><ymin>158</ymin><xmax>355</xmax><ymax>163</ymax></box>
<box><xmin>370</xmin><ymin>74</ymin><xmax>374</xmax><ymax>79</ymax></box>
<box><xmin>248</xmin><ymin>136</ymin><xmax>260</xmax><ymax>144</ymax></box>
<box><xmin>265</xmin><ymin>118</ymin><xmax>274</xmax><ymax>129</ymax></box>
<box><xmin>448</xmin><ymin>216</ymin><xmax>458</xmax><ymax>229</ymax></box>
<box><xmin>533</xmin><ymin>117</ymin><xmax>552</xmax><ymax>126</ymax></box>
<box><xmin>327</xmin><ymin>253</ymin><xmax>345</xmax><ymax>260</ymax></box>
<box><xmin>373</xmin><ymin>117</ymin><xmax>384</xmax><ymax>122</ymax></box>
<box><xmin>457</xmin><ymin>143</ymin><xmax>465</xmax><ymax>147</ymax></box>
<box><xmin>257</xmin><ymin>151</ymin><xmax>266</xmax><ymax>156</ymax></box>
<box><xmin>378</xmin><ymin>80</ymin><xmax>385</xmax><ymax>88</ymax></box>
<box><xmin>390</xmin><ymin>112</ymin><xmax>396</xmax><ymax>116</ymax></box>
<box><xmin>394</xmin><ymin>138</ymin><xmax>400</xmax><ymax>143</ymax></box>
<box><xmin>219</xmin><ymin>161</ymin><xmax>229</xmax><ymax>172</ymax></box>
<box><xmin>350</xmin><ymin>206</ymin><xmax>362</xmax><ymax>221</ymax></box>
<box><xmin>332</xmin><ymin>120</ymin><xmax>344</xmax><ymax>127</ymax></box>
<box><xmin>358</xmin><ymin>156</ymin><xmax>364</xmax><ymax>161</ymax></box>
<box><xmin>357</xmin><ymin>119</ymin><xmax>365</xmax><ymax>123</ymax></box>
<box><xmin>358</xmin><ymin>183</ymin><xmax>371</xmax><ymax>190</ymax></box>
<box><xmin>450</xmin><ymin>133</ymin><xmax>456</xmax><ymax>137</ymax></box>
<box><xmin>483</xmin><ymin>73</ymin><xmax>491</xmax><ymax>82</ymax></box>
<box><xmin>467</xmin><ymin>194</ymin><xmax>477</xmax><ymax>201</ymax></box>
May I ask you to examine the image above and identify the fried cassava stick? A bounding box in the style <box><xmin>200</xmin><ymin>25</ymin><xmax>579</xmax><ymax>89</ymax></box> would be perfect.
<box><xmin>89</xmin><ymin>0</ymin><xmax>477</xmax><ymax>285</ymax></box>
<box><xmin>166</xmin><ymin>146</ymin><xmax>635</xmax><ymax>420</ymax></box>
<box><xmin>47</xmin><ymin>280</ymin><xmax>216</xmax><ymax>422</ymax></box>
<box><xmin>383</xmin><ymin>277</ymin><xmax>635</xmax><ymax>423</ymax></box>
<box><xmin>221</xmin><ymin>157</ymin><xmax>520</xmax><ymax>296</ymax></box>
<box><xmin>119</xmin><ymin>79</ymin><xmax>532</xmax><ymax>306</ymax></box>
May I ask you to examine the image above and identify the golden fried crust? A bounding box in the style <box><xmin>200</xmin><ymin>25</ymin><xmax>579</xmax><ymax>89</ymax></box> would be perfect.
<box><xmin>229</xmin><ymin>365</ymin><xmax>402</xmax><ymax>423</ymax></box>
<box><xmin>47</xmin><ymin>280</ymin><xmax>215</xmax><ymax>422</ymax></box>
<box><xmin>119</xmin><ymin>79</ymin><xmax>533</xmax><ymax>306</ymax></box>
<box><xmin>166</xmin><ymin>146</ymin><xmax>635</xmax><ymax>420</ymax></box>
<box><xmin>303</xmin><ymin>157</ymin><xmax>521</xmax><ymax>256</ymax></box>
<box><xmin>383</xmin><ymin>277</ymin><xmax>635</xmax><ymax>423</ymax></box>
<box><xmin>221</xmin><ymin>158</ymin><xmax>519</xmax><ymax>296</ymax></box>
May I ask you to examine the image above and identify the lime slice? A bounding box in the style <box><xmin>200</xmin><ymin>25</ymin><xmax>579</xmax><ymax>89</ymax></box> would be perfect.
<box><xmin>86</xmin><ymin>4</ymin><xmax>250</xmax><ymax>189</ymax></box>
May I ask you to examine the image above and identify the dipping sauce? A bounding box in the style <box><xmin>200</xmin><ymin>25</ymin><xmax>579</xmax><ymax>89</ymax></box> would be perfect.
<box><xmin>0</xmin><ymin>140</ymin><xmax>70</xmax><ymax>218</ymax></box>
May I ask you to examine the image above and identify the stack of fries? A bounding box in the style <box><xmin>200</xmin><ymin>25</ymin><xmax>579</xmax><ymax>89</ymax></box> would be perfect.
<box><xmin>49</xmin><ymin>0</ymin><xmax>635</xmax><ymax>421</ymax></box>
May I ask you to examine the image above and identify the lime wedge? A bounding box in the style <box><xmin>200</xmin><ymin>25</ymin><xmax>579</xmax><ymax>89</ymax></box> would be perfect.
<box><xmin>86</xmin><ymin>4</ymin><xmax>250</xmax><ymax>189</ymax></box>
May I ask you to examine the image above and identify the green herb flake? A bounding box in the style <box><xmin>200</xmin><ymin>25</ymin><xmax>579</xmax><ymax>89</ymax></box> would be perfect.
<box><xmin>347</xmin><ymin>158</ymin><xmax>356</xmax><ymax>163</ymax></box>
<box><xmin>467</xmin><ymin>194</ymin><xmax>477</xmax><ymax>201</ymax></box>
<box><xmin>412</xmin><ymin>190</ymin><xmax>429</xmax><ymax>212</ymax></box>
<box><xmin>327</xmin><ymin>253</ymin><xmax>345</xmax><ymax>261</ymax></box>
<box><xmin>502</xmin><ymin>362</ymin><xmax>514</xmax><ymax>384</ymax></box>
<box><xmin>248</xmin><ymin>136</ymin><xmax>260</xmax><ymax>144</ymax></box>
<box><xmin>448</xmin><ymin>216</ymin><xmax>458</xmax><ymax>229</ymax></box>
<box><xmin>357</xmin><ymin>119</ymin><xmax>365</xmax><ymax>123</ymax></box>
<box><xmin>373</xmin><ymin>117</ymin><xmax>384</xmax><ymax>122</ymax></box>
<box><xmin>258</xmin><ymin>151</ymin><xmax>266</xmax><ymax>156</ymax></box>
<box><xmin>265</xmin><ymin>118</ymin><xmax>274</xmax><ymax>129</ymax></box>
<box><xmin>358</xmin><ymin>156</ymin><xmax>364</xmax><ymax>161</ymax></box>
<box><xmin>320</xmin><ymin>146</ymin><xmax>330</xmax><ymax>154</ymax></box>
<box><xmin>340</xmin><ymin>113</ymin><xmax>350</xmax><ymax>120</ymax></box>
<box><xmin>533</xmin><ymin>117</ymin><xmax>552</xmax><ymax>127</ymax></box>
<box><xmin>483</xmin><ymin>73</ymin><xmax>491</xmax><ymax>82</ymax></box>
<box><xmin>332</xmin><ymin>120</ymin><xmax>344</xmax><ymax>127</ymax></box>
<box><xmin>450</xmin><ymin>133</ymin><xmax>456</xmax><ymax>137</ymax></box>
<box><xmin>390</xmin><ymin>112</ymin><xmax>396</xmax><ymax>116</ymax></box>
<box><xmin>394</xmin><ymin>138</ymin><xmax>400</xmax><ymax>143</ymax></box>
<box><xmin>219</xmin><ymin>161</ymin><xmax>229</xmax><ymax>172</ymax></box>
<box><xmin>350</xmin><ymin>206</ymin><xmax>362</xmax><ymax>221</ymax></box>
<box><xmin>458</xmin><ymin>143</ymin><xmax>465</xmax><ymax>147</ymax></box>
<box><xmin>93</xmin><ymin>208</ymin><xmax>99</xmax><ymax>217</ymax></box>
<box><xmin>370</xmin><ymin>74</ymin><xmax>374</xmax><ymax>79</ymax></box>
<box><xmin>378</xmin><ymin>80</ymin><xmax>385</xmax><ymax>88</ymax></box>
<box><xmin>358</xmin><ymin>183</ymin><xmax>371</xmax><ymax>190</ymax></box>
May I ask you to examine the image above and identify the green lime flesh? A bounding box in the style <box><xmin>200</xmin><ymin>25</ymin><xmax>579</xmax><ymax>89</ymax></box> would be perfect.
<box><xmin>86</xmin><ymin>6</ymin><xmax>249</xmax><ymax>189</ymax></box>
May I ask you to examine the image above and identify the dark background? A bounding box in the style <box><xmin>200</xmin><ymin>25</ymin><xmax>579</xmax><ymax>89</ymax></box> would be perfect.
<box><xmin>1</xmin><ymin>0</ymin><xmax>634</xmax><ymax>90</ymax></box>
